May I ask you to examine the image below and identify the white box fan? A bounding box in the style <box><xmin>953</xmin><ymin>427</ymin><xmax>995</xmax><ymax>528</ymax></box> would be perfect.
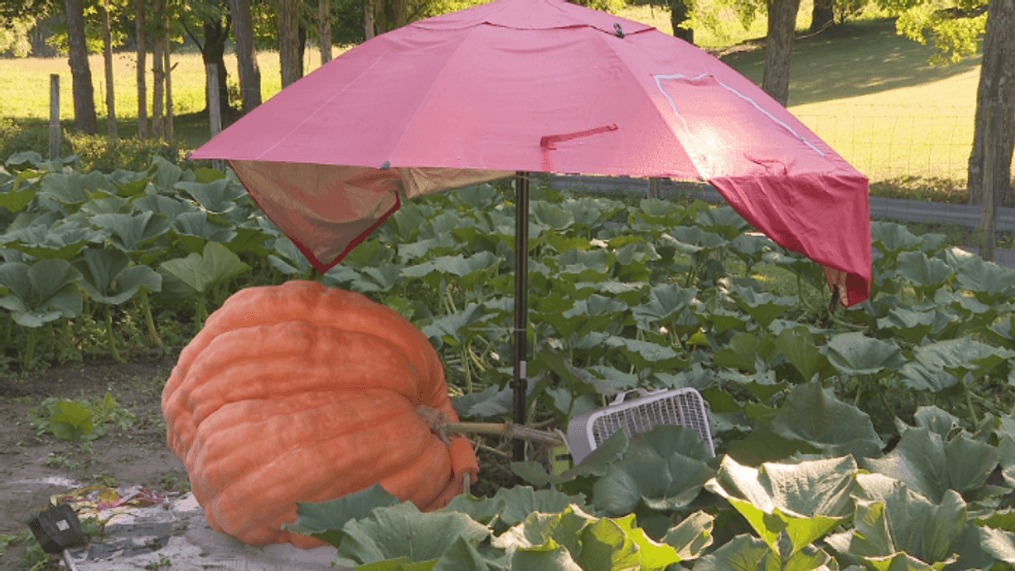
<box><xmin>566</xmin><ymin>387</ymin><xmax>715</xmax><ymax>465</ymax></box>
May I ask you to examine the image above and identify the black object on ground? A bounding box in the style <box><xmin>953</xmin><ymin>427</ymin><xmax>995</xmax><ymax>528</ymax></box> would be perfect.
<box><xmin>26</xmin><ymin>503</ymin><xmax>83</xmax><ymax>571</ymax></box>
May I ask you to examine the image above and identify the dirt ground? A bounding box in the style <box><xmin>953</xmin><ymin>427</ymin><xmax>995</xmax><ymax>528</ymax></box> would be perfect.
<box><xmin>0</xmin><ymin>355</ymin><xmax>189</xmax><ymax>570</ymax></box>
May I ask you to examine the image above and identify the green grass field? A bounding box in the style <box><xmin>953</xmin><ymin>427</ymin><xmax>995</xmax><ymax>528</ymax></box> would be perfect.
<box><xmin>0</xmin><ymin>4</ymin><xmax>982</xmax><ymax>185</ymax></box>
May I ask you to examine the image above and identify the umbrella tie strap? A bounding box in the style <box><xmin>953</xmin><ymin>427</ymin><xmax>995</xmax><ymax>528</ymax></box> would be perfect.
<box><xmin>541</xmin><ymin>124</ymin><xmax>618</xmax><ymax>150</ymax></box>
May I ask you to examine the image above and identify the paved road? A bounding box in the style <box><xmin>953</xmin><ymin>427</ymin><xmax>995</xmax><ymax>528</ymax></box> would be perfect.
<box><xmin>547</xmin><ymin>175</ymin><xmax>1015</xmax><ymax>269</ymax></box>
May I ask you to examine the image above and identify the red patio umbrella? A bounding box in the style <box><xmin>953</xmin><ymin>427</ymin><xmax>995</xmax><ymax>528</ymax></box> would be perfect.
<box><xmin>190</xmin><ymin>0</ymin><xmax>872</xmax><ymax>456</ymax></box>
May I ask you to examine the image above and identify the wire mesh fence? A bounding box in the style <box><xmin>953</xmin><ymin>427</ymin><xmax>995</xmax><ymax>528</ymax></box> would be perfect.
<box><xmin>793</xmin><ymin>105</ymin><xmax>974</xmax><ymax>183</ymax></box>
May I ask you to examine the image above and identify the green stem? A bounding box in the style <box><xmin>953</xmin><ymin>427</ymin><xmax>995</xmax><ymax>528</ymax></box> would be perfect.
<box><xmin>140</xmin><ymin>291</ymin><xmax>162</xmax><ymax>348</ymax></box>
<box><xmin>445</xmin><ymin>421</ymin><xmax>566</xmax><ymax>447</ymax></box>
<box><xmin>25</xmin><ymin>327</ymin><xmax>35</xmax><ymax>370</ymax></box>
<box><xmin>965</xmin><ymin>380</ymin><xmax>980</xmax><ymax>425</ymax></box>
<box><xmin>797</xmin><ymin>273</ymin><xmax>816</xmax><ymax>314</ymax></box>
<box><xmin>462</xmin><ymin>346</ymin><xmax>473</xmax><ymax>394</ymax></box>
<box><xmin>829</xmin><ymin>314</ymin><xmax>867</xmax><ymax>330</ymax></box>
<box><xmin>468</xmin><ymin>345</ymin><xmax>487</xmax><ymax>373</ymax></box>
<box><xmin>877</xmin><ymin>384</ymin><xmax>894</xmax><ymax>418</ymax></box>
<box><xmin>196</xmin><ymin>296</ymin><xmax>208</xmax><ymax>332</ymax></box>
<box><xmin>105</xmin><ymin>305</ymin><xmax>123</xmax><ymax>363</ymax></box>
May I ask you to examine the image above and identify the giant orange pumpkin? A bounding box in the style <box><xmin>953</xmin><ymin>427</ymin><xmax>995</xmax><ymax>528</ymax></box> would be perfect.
<box><xmin>162</xmin><ymin>281</ymin><xmax>479</xmax><ymax>548</ymax></box>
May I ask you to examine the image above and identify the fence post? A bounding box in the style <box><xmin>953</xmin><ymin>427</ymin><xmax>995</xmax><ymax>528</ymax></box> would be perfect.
<box><xmin>648</xmin><ymin>177</ymin><xmax>661</xmax><ymax>199</ymax></box>
<box><xmin>980</xmin><ymin>103</ymin><xmax>997</xmax><ymax>263</ymax></box>
<box><xmin>49</xmin><ymin>74</ymin><xmax>60</xmax><ymax>159</ymax></box>
<box><xmin>207</xmin><ymin>63</ymin><xmax>224</xmax><ymax>171</ymax></box>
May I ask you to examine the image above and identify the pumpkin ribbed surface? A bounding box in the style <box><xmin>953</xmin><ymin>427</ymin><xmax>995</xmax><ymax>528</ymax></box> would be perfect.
<box><xmin>162</xmin><ymin>281</ymin><xmax>479</xmax><ymax>548</ymax></box>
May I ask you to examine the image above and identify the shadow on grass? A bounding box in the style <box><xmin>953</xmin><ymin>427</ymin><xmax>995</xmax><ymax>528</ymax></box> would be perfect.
<box><xmin>719</xmin><ymin>18</ymin><xmax>982</xmax><ymax>106</ymax></box>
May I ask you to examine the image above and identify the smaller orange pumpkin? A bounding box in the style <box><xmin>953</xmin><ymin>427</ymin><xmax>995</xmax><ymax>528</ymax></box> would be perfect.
<box><xmin>162</xmin><ymin>281</ymin><xmax>479</xmax><ymax>548</ymax></box>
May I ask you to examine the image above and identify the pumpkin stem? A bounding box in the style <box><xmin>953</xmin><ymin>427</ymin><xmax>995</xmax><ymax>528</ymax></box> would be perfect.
<box><xmin>415</xmin><ymin>405</ymin><xmax>567</xmax><ymax>448</ymax></box>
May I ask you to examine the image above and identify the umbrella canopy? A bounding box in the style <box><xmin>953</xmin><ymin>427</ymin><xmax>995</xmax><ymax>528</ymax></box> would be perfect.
<box><xmin>190</xmin><ymin>0</ymin><xmax>872</xmax><ymax>305</ymax></box>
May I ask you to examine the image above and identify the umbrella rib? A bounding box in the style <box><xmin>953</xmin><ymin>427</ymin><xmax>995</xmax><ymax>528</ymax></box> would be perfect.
<box><xmin>652</xmin><ymin>73</ymin><xmax>825</xmax><ymax>157</ymax></box>
<box><xmin>386</xmin><ymin>28</ymin><xmax>488</xmax><ymax>165</ymax></box>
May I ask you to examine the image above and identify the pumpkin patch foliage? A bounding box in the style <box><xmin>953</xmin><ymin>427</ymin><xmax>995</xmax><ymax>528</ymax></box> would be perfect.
<box><xmin>4</xmin><ymin>153</ymin><xmax>1015</xmax><ymax>568</ymax></box>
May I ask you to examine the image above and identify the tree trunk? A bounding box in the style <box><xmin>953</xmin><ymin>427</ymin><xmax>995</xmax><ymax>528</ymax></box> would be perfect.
<box><xmin>669</xmin><ymin>0</ymin><xmax>693</xmax><ymax>44</ymax></box>
<box><xmin>967</xmin><ymin>0</ymin><xmax>1015</xmax><ymax>208</ymax></box>
<box><xmin>64</xmin><ymin>0</ymin><xmax>97</xmax><ymax>134</ymax></box>
<box><xmin>101</xmin><ymin>0</ymin><xmax>117</xmax><ymax>138</ymax></box>
<box><xmin>364</xmin><ymin>0</ymin><xmax>375</xmax><ymax>39</ymax></box>
<box><xmin>391</xmin><ymin>0</ymin><xmax>407</xmax><ymax>28</ymax></box>
<box><xmin>163</xmin><ymin>23</ymin><xmax>173</xmax><ymax>142</ymax></box>
<box><xmin>319</xmin><ymin>0</ymin><xmax>332</xmax><ymax>64</ymax></box>
<box><xmin>135</xmin><ymin>0</ymin><xmax>147</xmax><ymax>139</ymax></box>
<box><xmin>229</xmin><ymin>0</ymin><xmax>262</xmax><ymax>113</ymax></box>
<box><xmin>151</xmin><ymin>0</ymin><xmax>165</xmax><ymax>138</ymax></box>
<box><xmin>198</xmin><ymin>18</ymin><xmax>231</xmax><ymax>114</ymax></box>
<box><xmin>298</xmin><ymin>23</ymin><xmax>306</xmax><ymax>76</ymax></box>
<box><xmin>810</xmin><ymin>0</ymin><xmax>834</xmax><ymax>32</ymax></box>
<box><xmin>761</xmin><ymin>0</ymin><xmax>800</xmax><ymax>107</ymax></box>
<box><xmin>279</xmin><ymin>0</ymin><xmax>302</xmax><ymax>88</ymax></box>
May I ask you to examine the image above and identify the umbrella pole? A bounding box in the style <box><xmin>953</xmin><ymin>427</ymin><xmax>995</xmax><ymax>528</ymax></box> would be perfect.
<box><xmin>512</xmin><ymin>171</ymin><xmax>529</xmax><ymax>462</ymax></box>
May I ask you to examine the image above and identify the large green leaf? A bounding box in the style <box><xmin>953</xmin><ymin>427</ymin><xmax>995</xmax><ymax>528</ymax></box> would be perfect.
<box><xmin>174</xmin><ymin>179</ymin><xmax>246</xmax><ymax>214</ymax></box>
<box><xmin>691</xmin><ymin>534</ymin><xmax>836</xmax><ymax>571</ymax></box>
<box><xmin>0</xmin><ymin>174</ymin><xmax>37</xmax><ymax>212</ymax></box>
<box><xmin>632</xmin><ymin>283</ymin><xmax>698</xmax><ymax>332</ymax></box>
<box><xmin>953</xmin><ymin>255</ymin><xmax>1015</xmax><ymax>304</ymax></box>
<box><xmin>662</xmin><ymin>511</ymin><xmax>714</xmax><ymax>560</ymax></box>
<box><xmin>696</xmin><ymin>206</ymin><xmax>750</xmax><ymax>240</ymax></box>
<box><xmin>539</xmin><ymin>294</ymin><xmax>627</xmax><ymax>341</ymax></box>
<box><xmin>592</xmin><ymin>451</ymin><xmax>715</xmax><ymax>515</ymax></box>
<box><xmin>402</xmin><ymin>252</ymin><xmax>502</xmax><ymax>290</ymax></box>
<box><xmin>577</xmin><ymin>334</ymin><xmax>688</xmax><ymax>370</ymax></box>
<box><xmin>495</xmin><ymin>505</ymin><xmax>684</xmax><ymax>571</ymax></box>
<box><xmin>825</xmin><ymin>486</ymin><xmax>965</xmax><ymax>570</ymax></box>
<box><xmin>763</xmin><ymin>382</ymin><xmax>883</xmax><ymax>460</ymax></box>
<box><xmin>876</xmin><ymin>308</ymin><xmax>936</xmax><ymax>345</ymax></box>
<box><xmin>773</xmin><ymin>326</ymin><xmax>831</xmax><ymax>382</ymax></box>
<box><xmin>267</xmin><ymin>237</ymin><xmax>314</xmax><ymax>278</ymax></box>
<box><xmin>824</xmin><ymin>333</ymin><xmax>906</xmax><ymax>378</ymax></box>
<box><xmin>909</xmin><ymin>338</ymin><xmax>1015</xmax><ymax>383</ymax></box>
<box><xmin>713</xmin><ymin>332</ymin><xmax>765</xmax><ymax>373</ymax></box>
<box><xmin>510</xmin><ymin>539</ymin><xmax>583</xmax><ymax>571</ymax></box>
<box><xmin>629</xmin><ymin>424</ymin><xmax>715</xmax><ymax>462</ymax></box>
<box><xmin>576</xmin><ymin>518</ymin><xmax>643</xmax><ymax>571</ymax></box>
<box><xmin>2</xmin><ymin>219</ymin><xmax>107</xmax><ymax>260</ymax></box>
<box><xmin>690</xmin><ymin>534</ymin><xmax>774</xmax><ymax>571</ymax></box>
<box><xmin>985</xmin><ymin>316</ymin><xmax>1015</xmax><ymax>350</ymax></box>
<box><xmin>432</xmin><ymin>536</ymin><xmax>498</xmax><ymax>571</ymax></box>
<box><xmin>170</xmin><ymin>211</ymin><xmax>237</xmax><ymax>253</ymax></box>
<box><xmin>91</xmin><ymin>211</ymin><xmax>170</xmax><ymax>255</ymax></box>
<box><xmin>493</xmin><ymin>505</ymin><xmax>596</xmax><ymax>557</ymax></box>
<box><xmin>0</xmin><ymin>260</ymin><xmax>83</xmax><ymax>327</ymax></box>
<box><xmin>492</xmin><ymin>486</ymin><xmax>588</xmax><ymax>528</ymax></box>
<box><xmin>157</xmin><ymin>241</ymin><xmax>250</xmax><ymax>301</ymax></box>
<box><xmin>331</xmin><ymin>502</ymin><xmax>490</xmax><ymax>568</ymax></box>
<box><xmin>532</xmin><ymin>201</ymin><xmax>576</xmax><ymax>232</ymax></box>
<box><xmin>37</xmin><ymin>171</ymin><xmax>116</xmax><ymax>207</ymax></box>
<box><xmin>729</xmin><ymin>285</ymin><xmax>796</xmax><ymax>329</ymax></box>
<box><xmin>862</xmin><ymin>427</ymin><xmax>998</xmax><ymax>503</ymax></box>
<box><xmin>286</xmin><ymin>484</ymin><xmax>400</xmax><ymax>547</ymax></box>
<box><xmin>707</xmin><ymin>455</ymin><xmax>857</xmax><ymax>556</ymax></box>
<box><xmin>871</xmin><ymin>222</ymin><xmax>923</xmax><ymax>256</ymax></box>
<box><xmin>894</xmin><ymin>251</ymin><xmax>953</xmax><ymax>297</ymax></box>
